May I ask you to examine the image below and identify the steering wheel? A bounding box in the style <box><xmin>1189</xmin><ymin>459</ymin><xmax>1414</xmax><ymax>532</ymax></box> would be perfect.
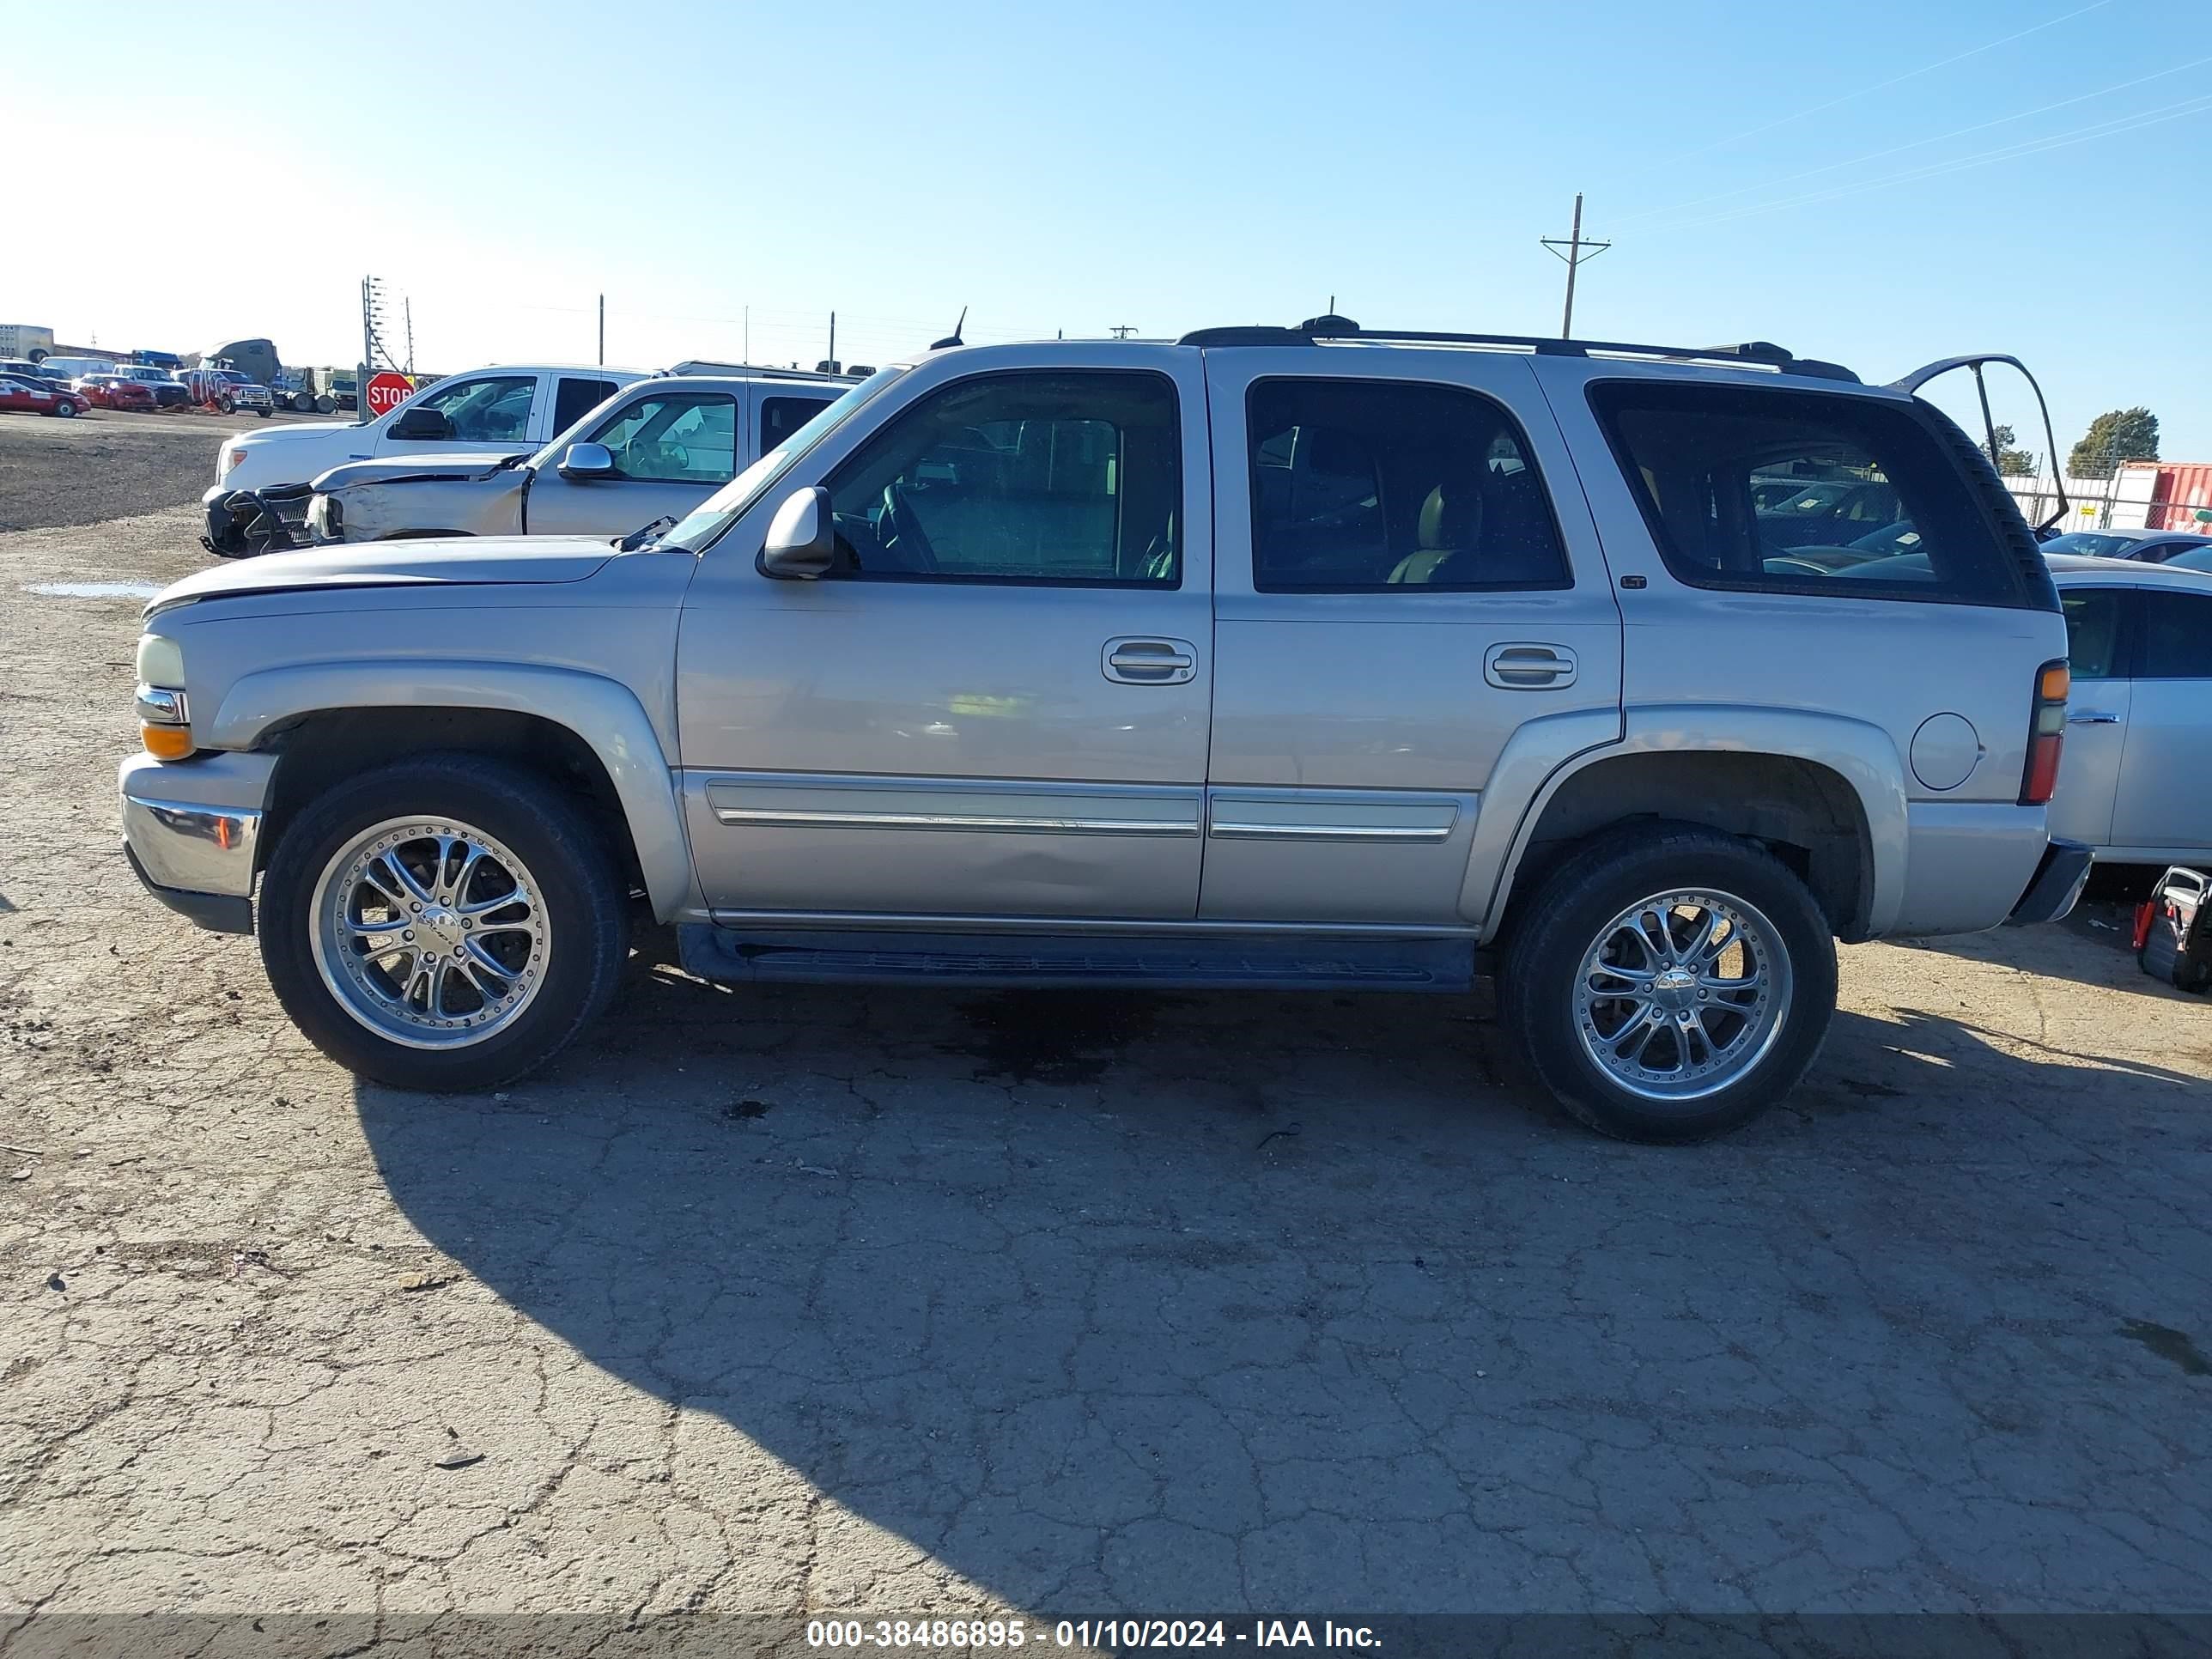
<box><xmin>875</xmin><ymin>483</ymin><xmax>939</xmax><ymax>574</ymax></box>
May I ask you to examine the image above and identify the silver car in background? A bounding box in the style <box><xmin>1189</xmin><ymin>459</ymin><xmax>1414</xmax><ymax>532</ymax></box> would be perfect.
<box><xmin>306</xmin><ymin>371</ymin><xmax>849</xmax><ymax>544</ymax></box>
<box><xmin>2047</xmin><ymin>553</ymin><xmax>2212</xmax><ymax>866</ymax></box>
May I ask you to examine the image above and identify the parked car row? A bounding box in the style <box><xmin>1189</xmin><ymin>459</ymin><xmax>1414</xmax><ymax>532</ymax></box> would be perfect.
<box><xmin>0</xmin><ymin>372</ymin><xmax>84</xmax><ymax>417</ymax></box>
<box><xmin>134</xmin><ymin>320</ymin><xmax>2091</xmax><ymax>1143</ymax></box>
<box><xmin>200</xmin><ymin>361</ymin><xmax>854</xmax><ymax>554</ymax></box>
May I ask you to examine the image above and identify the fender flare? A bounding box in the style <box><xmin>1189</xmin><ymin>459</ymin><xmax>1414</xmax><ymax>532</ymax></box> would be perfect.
<box><xmin>1468</xmin><ymin>704</ymin><xmax>1911</xmax><ymax>944</ymax></box>
<box><xmin>210</xmin><ymin>659</ymin><xmax>696</xmax><ymax>922</ymax></box>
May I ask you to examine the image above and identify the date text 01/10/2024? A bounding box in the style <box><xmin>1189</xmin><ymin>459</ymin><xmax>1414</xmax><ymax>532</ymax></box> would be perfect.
<box><xmin>805</xmin><ymin>1619</ymin><xmax>1380</xmax><ymax>1649</ymax></box>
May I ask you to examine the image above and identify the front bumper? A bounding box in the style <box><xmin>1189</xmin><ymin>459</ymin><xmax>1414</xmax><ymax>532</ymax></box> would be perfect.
<box><xmin>118</xmin><ymin>752</ymin><xmax>276</xmax><ymax>936</ymax></box>
<box><xmin>2007</xmin><ymin>838</ymin><xmax>2094</xmax><ymax>927</ymax></box>
<box><xmin>200</xmin><ymin>480</ymin><xmax>313</xmax><ymax>557</ymax></box>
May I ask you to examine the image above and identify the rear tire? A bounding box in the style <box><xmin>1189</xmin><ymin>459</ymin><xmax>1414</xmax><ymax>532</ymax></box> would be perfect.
<box><xmin>315</xmin><ymin>394</ymin><xmax>337</xmax><ymax>414</ymax></box>
<box><xmin>52</xmin><ymin>398</ymin><xmax>77</xmax><ymax>418</ymax></box>
<box><xmin>1501</xmin><ymin>823</ymin><xmax>1838</xmax><ymax>1142</ymax></box>
<box><xmin>258</xmin><ymin>754</ymin><xmax>629</xmax><ymax>1092</ymax></box>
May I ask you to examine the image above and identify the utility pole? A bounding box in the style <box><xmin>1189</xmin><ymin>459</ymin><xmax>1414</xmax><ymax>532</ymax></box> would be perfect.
<box><xmin>1108</xmin><ymin>325</ymin><xmax>1137</xmax><ymax>339</ymax></box>
<box><xmin>360</xmin><ymin>276</ymin><xmax>383</xmax><ymax>428</ymax></box>
<box><xmin>1540</xmin><ymin>193</ymin><xmax>1611</xmax><ymax>339</ymax></box>
<box><xmin>597</xmin><ymin>295</ymin><xmax>605</xmax><ymax>367</ymax></box>
<box><xmin>828</xmin><ymin>311</ymin><xmax>836</xmax><ymax>370</ymax></box>
<box><xmin>743</xmin><ymin>305</ymin><xmax>749</xmax><ymax>365</ymax></box>
<box><xmin>404</xmin><ymin>297</ymin><xmax>415</xmax><ymax>375</ymax></box>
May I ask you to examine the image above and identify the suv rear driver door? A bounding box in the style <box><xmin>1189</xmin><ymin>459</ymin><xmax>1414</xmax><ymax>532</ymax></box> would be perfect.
<box><xmin>1199</xmin><ymin>349</ymin><xmax>1625</xmax><ymax>925</ymax></box>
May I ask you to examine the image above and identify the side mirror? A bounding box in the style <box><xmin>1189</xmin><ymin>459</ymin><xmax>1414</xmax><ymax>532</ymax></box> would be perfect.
<box><xmin>388</xmin><ymin>405</ymin><xmax>453</xmax><ymax>441</ymax></box>
<box><xmin>558</xmin><ymin>441</ymin><xmax>616</xmax><ymax>481</ymax></box>
<box><xmin>759</xmin><ymin>486</ymin><xmax>836</xmax><ymax>580</ymax></box>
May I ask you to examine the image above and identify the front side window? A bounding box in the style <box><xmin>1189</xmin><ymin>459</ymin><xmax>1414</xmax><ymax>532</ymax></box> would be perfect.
<box><xmin>820</xmin><ymin>370</ymin><xmax>1179</xmax><ymax>585</ymax></box>
<box><xmin>2061</xmin><ymin>590</ymin><xmax>2125</xmax><ymax>681</ymax></box>
<box><xmin>588</xmin><ymin>392</ymin><xmax>737</xmax><ymax>483</ymax></box>
<box><xmin>2141</xmin><ymin>592</ymin><xmax>2212</xmax><ymax>678</ymax></box>
<box><xmin>1591</xmin><ymin>381</ymin><xmax>2024</xmax><ymax>601</ymax></box>
<box><xmin>412</xmin><ymin>374</ymin><xmax>535</xmax><ymax>442</ymax></box>
<box><xmin>761</xmin><ymin>394</ymin><xmax>833</xmax><ymax>454</ymax></box>
<box><xmin>1247</xmin><ymin>379</ymin><xmax>1570</xmax><ymax>591</ymax></box>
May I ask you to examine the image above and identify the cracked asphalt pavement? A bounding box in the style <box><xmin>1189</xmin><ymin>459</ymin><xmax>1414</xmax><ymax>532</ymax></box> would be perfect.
<box><xmin>2</xmin><ymin>428</ymin><xmax>2208</xmax><ymax>1644</ymax></box>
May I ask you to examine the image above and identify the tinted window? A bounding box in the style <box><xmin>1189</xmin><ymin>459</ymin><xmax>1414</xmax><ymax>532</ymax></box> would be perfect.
<box><xmin>821</xmin><ymin>371</ymin><xmax>1179</xmax><ymax>585</ymax></box>
<box><xmin>414</xmin><ymin>374</ymin><xmax>536</xmax><ymax>442</ymax></box>
<box><xmin>2043</xmin><ymin>532</ymin><xmax>2136</xmax><ymax>558</ymax></box>
<box><xmin>2141</xmin><ymin>592</ymin><xmax>2212</xmax><ymax>678</ymax></box>
<box><xmin>761</xmin><ymin>394</ymin><xmax>833</xmax><ymax>454</ymax></box>
<box><xmin>1591</xmin><ymin>383</ymin><xmax>2021</xmax><ymax>600</ymax></box>
<box><xmin>587</xmin><ymin>392</ymin><xmax>737</xmax><ymax>483</ymax></box>
<box><xmin>1247</xmin><ymin>380</ymin><xmax>1568</xmax><ymax>591</ymax></box>
<box><xmin>2061</xmin><ymin>589</ymin><xmax>2124</xmax><ymax>681</ymax></box>
<box><xmin>554</xmin><ymin>377</ymin><xmax>618</xmax><ymax>432</ymax></box>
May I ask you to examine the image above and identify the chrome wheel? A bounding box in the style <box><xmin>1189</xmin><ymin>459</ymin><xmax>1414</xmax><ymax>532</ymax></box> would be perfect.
<box><xmin>1574</xmin><ymin>888</ymin><xmax>1790</xmax><ymax>1103</ymax></box>
<box><xmin>309</xmin><ymin>817</ymin><xmax>550</xmax><ymax>1050</ymax></box>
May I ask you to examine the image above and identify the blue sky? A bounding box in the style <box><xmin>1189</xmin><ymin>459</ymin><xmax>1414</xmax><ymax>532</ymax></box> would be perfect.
<box><xmin>15</xmin><ymin>0</ymin><xmax>2211</xmax><ymax>459</ymax></box>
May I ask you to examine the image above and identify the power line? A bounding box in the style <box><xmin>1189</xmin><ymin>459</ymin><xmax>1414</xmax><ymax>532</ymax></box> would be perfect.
<box><xmin>1539</xmin><ymin>194</ymin><xmax>1609</xmax><ymax>338</ymax></box>
<box><xmin>1621</xmin><ymin>0</ymin><xmax>2117</xmax><ymax>180</ymax></box>
<box><xmin>1647</xmin><ymin>92</ymin><xmax>2212</xmax><ymax>234</ymax></box>
<box><xmin>1614</xmin><ymin>52</ymin><xmax>2212</xmax><ymax>228</ymax></box>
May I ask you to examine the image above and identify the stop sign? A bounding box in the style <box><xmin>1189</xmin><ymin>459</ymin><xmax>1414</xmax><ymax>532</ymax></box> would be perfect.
<box><xmin>365</xmin><ymin>372</ymin><xmax>414</xmax><ymax>417</ymax></box>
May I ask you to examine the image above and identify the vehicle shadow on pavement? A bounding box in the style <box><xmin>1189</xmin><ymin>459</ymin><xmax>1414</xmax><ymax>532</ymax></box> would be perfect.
<box><xmin>351</xmin><ymin>935</ymin><xmax>2212</xmax><ymax>1613</ymax></box>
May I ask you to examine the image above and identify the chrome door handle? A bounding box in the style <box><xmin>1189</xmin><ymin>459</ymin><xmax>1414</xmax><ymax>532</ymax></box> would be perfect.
<box><xmin>2066</xmin><ymin>711</ymin><xmax>2119</xmax><ymax>725</ymax></box>
<box><xmin>1103</xmin><ymin>636</ymin><xmax>1197</xmax><ymax>685</ymax></box>
<box><xmin>1485</xmin><ymin>642</ymin><xmax>1577</xmax><ymax>690</ymax></box>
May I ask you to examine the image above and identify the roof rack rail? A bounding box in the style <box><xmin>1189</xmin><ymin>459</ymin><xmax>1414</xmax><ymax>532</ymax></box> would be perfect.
<box><xmin>1173</xmin><ymin>319</ymin><xmax>1858</xmax><ymax>383</ymax></box>
<box><xmin>659</xmin><ymin>361</ymin><xmax>860</xmax><ymax>383</ymax></box>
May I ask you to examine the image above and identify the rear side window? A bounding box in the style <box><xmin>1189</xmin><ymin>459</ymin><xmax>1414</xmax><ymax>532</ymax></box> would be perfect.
<box><xmin>2142</xmin><ymin>592</ymin><xmax>2212</xmax><ymax>678</ymax></box>
<box><xmin>1247</xmin><ymin>379</ymin><xmax>1569</xmax><ymax>591</ymax></box>
<box><xmin>761</xmin><ymin>394</ymin><xmax>834</xmax><ymax>453</ymax></box>
<box><xmin>1590</xmin><ymin>382</ymin><xmax>2024</xmax><ymax>603</ymax></box>
<box><xmin>553</xmin><ymin>376</ymin><xmax>619</xmax><ymax>432</ymax></box>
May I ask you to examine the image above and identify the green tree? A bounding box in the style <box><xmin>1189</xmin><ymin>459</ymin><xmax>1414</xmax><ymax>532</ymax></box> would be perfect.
<box><xmin>1989</xmin><ymin>423</ymin><xmax>2037</xmax><ymax>477</ymax></box>
<box><xmin>2068</xmin><ymin>407</ymin><xmax>2159</xmax><ymax>479</ymax></box>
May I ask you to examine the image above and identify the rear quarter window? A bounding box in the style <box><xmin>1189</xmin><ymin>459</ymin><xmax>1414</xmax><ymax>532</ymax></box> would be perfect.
<box><xmin>1589</xmin><ymin>380</ymin><xmax>2033</xmax><ymax>606</ymax></box>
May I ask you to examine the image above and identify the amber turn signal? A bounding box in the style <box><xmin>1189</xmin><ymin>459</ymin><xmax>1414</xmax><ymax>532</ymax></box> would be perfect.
<box><xmin>2038</xmin><ymin>664</ymin><xmax>2070</xmax><ymax>702</ymax></box>
<box><xmin>141</xmin><ymin>725</ymin><xmax>194</xmax><ymax>761</ymax></box>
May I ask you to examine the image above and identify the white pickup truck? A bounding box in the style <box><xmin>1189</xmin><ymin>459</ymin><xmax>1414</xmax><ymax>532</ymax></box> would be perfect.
<box><xmin>202</xmin><ymin>364</ymin><xmax>644</xmax><ymax>555</ymax></box>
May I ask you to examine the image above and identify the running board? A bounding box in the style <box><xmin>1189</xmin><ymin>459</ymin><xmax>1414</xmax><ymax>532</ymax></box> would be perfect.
<box><xmin>678</xmin><ymin>925</ymin><xmax>1474</xmax><ymax>993</ymax></box>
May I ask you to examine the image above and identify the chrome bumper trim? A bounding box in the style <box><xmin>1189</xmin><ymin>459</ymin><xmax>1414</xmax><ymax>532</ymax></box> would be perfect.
<box><xmin>121</xmin><ymin>792</ymin><xmax>262</xmax><ymax>899</ymax></box>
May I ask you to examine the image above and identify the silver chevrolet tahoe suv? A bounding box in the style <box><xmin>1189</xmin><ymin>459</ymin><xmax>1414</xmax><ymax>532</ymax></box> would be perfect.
<box><xmin>118</xmin><ymin>319</ymin><xmax>2092</xmax><ymax>1141</ymax></box>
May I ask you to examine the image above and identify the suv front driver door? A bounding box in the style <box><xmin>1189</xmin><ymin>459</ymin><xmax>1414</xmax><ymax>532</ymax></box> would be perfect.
<box><xmin>675</xmin><ymin>351</ymin><xmax>1213</xmax><ymax>921</ymax></box>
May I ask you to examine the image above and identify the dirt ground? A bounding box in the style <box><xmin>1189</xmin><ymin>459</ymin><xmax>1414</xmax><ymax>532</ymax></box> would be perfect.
<box><xmin>0</xmin><ymin>407</ymin><xmax>327</xmax><ymax>534</ymax></box>
<box><xmin>1</xmin><ymin>419</ymin><xmax>2208</xmax><ymax>1650</ymax></box>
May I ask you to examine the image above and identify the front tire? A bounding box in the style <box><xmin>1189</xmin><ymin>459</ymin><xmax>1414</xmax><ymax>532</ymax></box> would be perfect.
<box><xmin>258</xmin><ymin>754</ymin><xmax>629</xmax><ymax>1091</ymax></box>
<box><xmin>52</xmin><ymin>398</ymin><xmax>77</xmax><ymax>418</ymax></box>
<box><xmin>1501</xmin><ymin>823</ymin><xmax>1838</xmax><ymax>1142</ymax></box>
<box><xmin>216</xmin><ymin>394</ymin><xmax>236</xmax><ymax>414</ymax></box>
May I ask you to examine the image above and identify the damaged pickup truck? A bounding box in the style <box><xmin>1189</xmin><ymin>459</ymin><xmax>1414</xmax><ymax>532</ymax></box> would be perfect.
<box><xmin>298</xmin><ymin>371</ymin><xmax>848</xmax><ymax>544</ymax></box>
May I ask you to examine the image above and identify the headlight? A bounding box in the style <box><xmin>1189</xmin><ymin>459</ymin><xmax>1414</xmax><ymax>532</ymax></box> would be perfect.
<box><xmin>222</xmin><ymin>446</ymin><xmax>248</xmax><ymax>477</ymax></box>
<box><xmin>136</xmin><ymin>633</ymin><xmax>184</xmax><ymax>688</ymax></box>
<box><xmin>135</xmin><ymin>634</ymin><xmax>192</xmax><ymax>759</ymax></box>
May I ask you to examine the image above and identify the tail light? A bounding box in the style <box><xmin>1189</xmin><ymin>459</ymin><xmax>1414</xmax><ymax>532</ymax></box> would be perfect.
<box><xmin>2020</xmin><ymin>659</ymin><xmax>2069</xmax><ymax>805</ymax></box>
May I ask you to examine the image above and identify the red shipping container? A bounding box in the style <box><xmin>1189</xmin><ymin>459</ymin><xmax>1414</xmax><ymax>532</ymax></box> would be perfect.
<box><xmin>2146</xmin><ymin>462</ymin><xmax>2212</xmax><ymax>531</ymax></box>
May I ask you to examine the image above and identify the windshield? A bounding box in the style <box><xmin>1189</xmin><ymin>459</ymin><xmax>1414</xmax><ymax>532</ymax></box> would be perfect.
<box><xmin>2042</xmin><ymin>532</ymin><xmax>2136</xmax><ymax>558</ymax></box>
<box><xmin>661</xmin><ymin>366</ymin><xmax>908</xmax><ymax>555</ymax></box>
